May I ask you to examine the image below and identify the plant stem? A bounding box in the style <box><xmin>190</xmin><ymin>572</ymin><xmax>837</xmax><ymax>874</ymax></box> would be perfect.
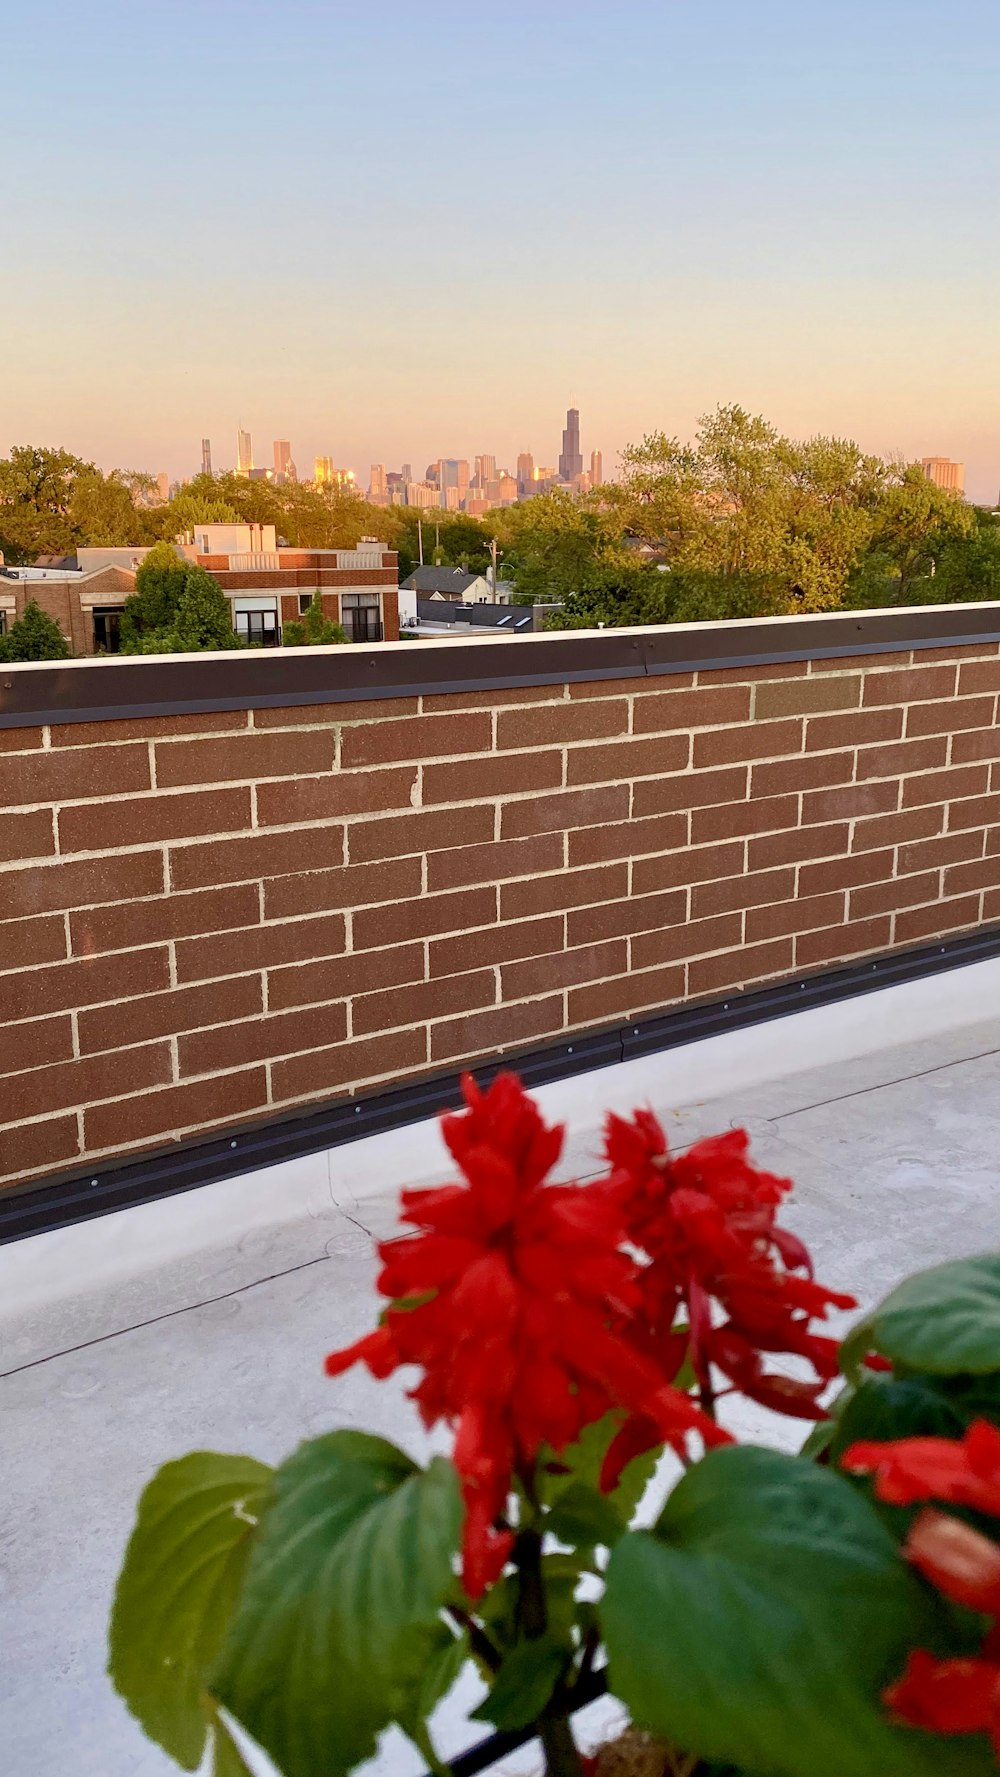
<box><xmin>447</xmin><ymin>1605</ymin><xmax>502</xmax><ymax>1675</ymax></box>
<box><xmin>514</xmin><ymin>1522</ymin><xmax>586</xmax><ymax>1777</ymax></box>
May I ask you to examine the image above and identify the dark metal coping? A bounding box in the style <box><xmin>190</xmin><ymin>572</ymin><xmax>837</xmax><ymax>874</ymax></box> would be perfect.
<box><xmin>2</xmin><ymin>602</ymin><xmax>1000</xmax><ymax>728</ymax></box>
<box><xmin>2</xmin><ymin>923</ymin><xmax>998</xmax><ymax>1246</ymax></box>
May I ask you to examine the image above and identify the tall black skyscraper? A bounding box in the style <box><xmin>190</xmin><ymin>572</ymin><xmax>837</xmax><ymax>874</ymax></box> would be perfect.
<box><xmin>558</xmin><ymin>407</ymin><xmax>583</xmax><ymax>482</ymax></box>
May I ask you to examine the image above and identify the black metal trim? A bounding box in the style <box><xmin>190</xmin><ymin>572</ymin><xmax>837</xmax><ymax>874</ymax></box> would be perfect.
<box><xmin>2</xmin><ymin>602</ymin><xmax>1000</xmax><ymax>728</ymax></box>
<box><xmin>433</xmin><ymin>1668</ymin><xmax>609</xmax><ymax>1777</ymax></box>
<box><xmin>2</xmin><ymin>923</ymin><xmax>998</xmax><ymax>1247</ymax></box>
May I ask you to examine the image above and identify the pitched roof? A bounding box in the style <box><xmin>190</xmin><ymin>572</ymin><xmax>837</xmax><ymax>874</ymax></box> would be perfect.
<box><xmin>401</xmin><ymin>566</ymin><xmax>484</xmax><ymax>594</ymax></box>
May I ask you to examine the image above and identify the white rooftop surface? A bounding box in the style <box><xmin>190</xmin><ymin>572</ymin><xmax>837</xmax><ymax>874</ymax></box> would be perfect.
<box><xmin>2</xmin><ymin>959</ymin><xmax>1000</xmax><ymax>1777</ymax></box>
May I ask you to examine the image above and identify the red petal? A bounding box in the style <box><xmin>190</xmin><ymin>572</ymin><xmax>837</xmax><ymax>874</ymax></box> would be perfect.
<box><xmin>905</xmin><ymin>1509</ymin><xmax>1000</xmax><ymax>1616</ymax></box>
<box><xmin>885</xmin><ymin>1649</ymin><xmax>1000</xmax><ymax>1737</ymax></box>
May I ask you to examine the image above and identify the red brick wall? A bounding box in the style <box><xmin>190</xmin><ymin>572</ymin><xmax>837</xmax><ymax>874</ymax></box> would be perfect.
<box><xmin>1</xmin><ymin>642</ymin><xmax>999</xmax><ymax>1187</ymax></box>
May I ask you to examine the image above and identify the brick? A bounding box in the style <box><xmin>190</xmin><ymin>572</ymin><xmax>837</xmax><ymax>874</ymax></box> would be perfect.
<box><xmin>431</xmin><ymin>686</ymin><xmax>564</xmax><ymax>711</ymax></box>
<box><xmin>570</xmin><ymin>812</ymin><xmax>688</xmax><ymax>867</ymax></box>
<box><xmin>348</xmin><ymin>804</ymin><xmax>493</xmax><ymax>864</ymax></box>
<box><xmin>176</xmin><ymin>913</ymin><xmax>346</xmax><ymax>984</ymax></box>
<box><xmin>691</xmin><ymin>867</ymin><xmax>794</xmax><ymax>920</ymax></box>
<box><xmin>340</xmin><ymin>711</ymin><xmax>491</xmax><ymax>769</ymax></box>
<box><xmin>985</xmin><ymin>888</ymin><xmax>1000</xmax><ymax>921</ymax></box>
<box><xmin>989</xmin><ymin>827</ymin><xmax>1000</xmax><ymax>856</ymax></box>
<box><xmin>693</xmin><ymin>719</ymin><xmax>803</xmax><ymax>769</ymax></box>
<box><xmin>901</xmin><ymin>764</ymin><xmax>989</xmax><ymax>808</ymax></box>
<box><xmin>84</xmin><ymin>1067</ymin><xmax>269</xmax><ymax>1153</ymax></box>
<box><xmin>568</xmin><ymin>964</ymin><xmax>685</xmax><ymax>1028</ymax></box>
<box><xmin>0</xmin><ymin>947</ymin><xmax>169</xmax><ymax>1024</ymax></box>
<box><xmin>959</xmin><ymin>659</ymin><xmax>1000</xmax><ymax>696</ymax></box>
<box><xmin>691</xmin><ymin>795</ymin><xmax>798</xmax><ymax>845</ymax></box>
<box><xmin>698</xmin><ymin>661</ymin><xmax>806</xmax><ymax>684</ymax></box>
<box><xmin>0</xmin><ymin>850</ymin><xmax>165</xmax><ymax>922</ymax></box>
<box><xmin>0</xmin><ymin>1013</ymin><xmax>74</xmax><ymax>1078</ymax></box>
<box><xmin>423</xmin><ymin>751</ymin><xmax>561</xmax><ymax>805</ymax></box>
<box><xmin>852</xmin><ymin>805</ymin><xmax>941</xmax><ymax>853</ymax></box>
<box><xmin>899</xmin><ymin>830</ymin><xmax>985</xmax><ymax>875</ymax></box>
<box><xmin>755</xmin><ymin>676</ymin><xmax>861</xmax><ymax>719</ymax></box>
<box><xmin>567</xmin><ymin>889</ymin><xmax>689</xmax><ymax>949</ymax></box>
<box><xmin>632</xmin><ymin>686</ymin><xmax>751</xmax><ymax>732</ymax></box>
<box><xmin>943</xmin><ymin>856</ymin><xmax>1000</xmax><ymax>897</ymax></box>
<box><xmin>947</xmin><ymin>794</ymin><xmax>1000</xmax><ymax>833</ymax></box>
<box><xmin>0</xmin><ymin>743</ymin><xmax>150</xmax><ymax>808</ymax></box>
<box><xmin>354</xmin><ymin>969</ymin><xmax>494</xmax><ymax>1037</ymax></box>
<box><xmin>850</xmin><ymin>873</ymin><xmax>941</xmax><ymax>920</ymax></box>
<box><xmin>862</xmin><ymin>664</ymin><xmax>958</xmax><ymax>707</ymax></box>
<box><xmin>894</xmin><ymin>896</ymin><xmax>981</xmax><ymax>947</ymax></box>
<box><xmin>798</xmin><ymin>849</ymin><xmax>895</xmax><ymax>897</ymax></box>
<box><xmin>0</xmin><ymin>808</ymin><xmax>55</xmax><ymax>863</ymax></box>
<box><xmin>427</xmin><ymin>833</ymin><xmax>563</xmax><ymax>893</ymax></box>
<box><xmin>0</xmin><ymin>913</ymin><xmax>67</xmax><ymax>971</ymax></box>
<box><xmin>951</xmin><ymin>728</ymin><xmax>1000</xmax><ymax>765</ymax></box>
<box><xmin>256</xmin><ymin>766</ymin><xmax>417</xmax><ymax>827</ymax></box>
<box><xmin>571</xmin><ymin>674</ymin><xmax>659</xmax><ymax>699</ymax></box>
<box><xmin>751</xmin><ymin>752</ymin><xmax>853</xmax><ymax>798</ymax></box>
<box><xmin>501</xmin><ymin>784</ymin><xmax>629</xmax><ymax>840</ymax></box>
<box><xmin>79</xmin><ymin>975</ymin><xmax>262</xmax><ymax>1056</ymax></box>
<box><xmin>905</xmin><ymin>697</ymin><xmax>995</xmax><ymax>738</ymax></box>
<box><xmin>0</xmin><ymin>726</ymin><xmax>45</xmax><ymax>752</ymax></box>
<box><xmin>566</xmin><ymin>734</ymin><xmax>690</xmax><ymax>786</ymax></box>
<box><xmin>155</xmin><ymin>728</ymin><xmax>335</xmax><ymax>788</ymax></box>
<box><xmin>855</xmin><ymin>737</ymin><xmax>948</xmax><ymax>782</ymax></box>
<box><xmin>688</xmin><ymin>939</ymin><xmax>794</xmax><ymax>999</ymax></box>
<box><xmin>272</xmin><ymin>1027</ymin><xmax>427</xmax><ymax>1103</ymax></box>
<box><xmin>171</xmin><ymin>824</ymin><xmax>345</xmax><ymax>891</ymax></box>
<box><xmin>801</xmin><ymin>781</ymin><xmax>899</xmax><ymax>826</ymax></box>
<box><xmin>746</xmin><ymin>892</ymin><xmax>846</xmax><ymax>943</ymax></box>
<box><xmin>632</xmin><ymin>912</ymin><xmax>743</xmax><ymax>970</ymax></box>
<box><xmin>0</xmin><ymin>1114</ymin><xmax>80</xmax><ymax>1182</ymax></box>
<box><xmin>50</xmin><ymin>711</ymin><xmax>249</xmax><ymax>747</ymax></box>
<box><xmin>503</xmin><ymin>939</ymin><xmax>627</xmax><ymax>1002</ymax></box>
<box><xmin>805</xmin><ymin>707</ymin><xmax>903</xmax><ymax>752</ymax></box>
<box><xmin>633</xmin><ymin>765</ymin><xmax>747</xmax><ymax>819</ymax></box>
<box><xmin>632</xmin><ymin>839</ymin><xmax>745</xmax><ymax>896</ymax></box>
<box><xmin>810</xmin><ymin>650</ymin><xmax>911</xmax><ymax>674</ymax></box>
<box><xmin>429</xmin><ymin>995</ymin><xmax>564</xmax><ymax>1064</ymax></box>
<box><xmin>58</xmin><ymin>786</ymin><xmax>252</xmax><ymax>854</ymax></box>
<box><xmin>795</xmin><ymin>916</ymin><xmax>892</xmax><ymax>969</ymax></box>
<box><xmin>268</xmin><ymin>942</ymin><xmax>425</xmax><ymax>1011</ymax></box>
<box><xmin>71</xmin><ymin>884</ymin><xmax>260</xmax><ymax>955</ymax></box>
<box><xmin>253</xmin><ymin>696</ymin><xmax>419</xmax><ymax>727</ymax></box>
<box><xmin>5</xmin><ymin>1041</ymin><xmax>171</xmax><ymax>1123</ymax></box>
<box><xmin>496</xmin><ymin>700</ymin><xmax>628</xmax><ymax>750</ymax></box>
<box><xmin>179</xmin><ymin>1003</ymin><xmax>348</xmax><ymax>1076</ymax></box>
<box><xmin>917</xmin><ymin>645</ymin><xmax>1000</xmax><ymax>664</ymax></box>
<box><xmin>263</xmin><ymin>856</ymin><xmax>420</xmax><ymax>920</ymax></box>
<box><xmin>430</xmin><ymin>915</ymin><xmax>564</xmax><ymax>980</ymax></box>
<box><xmin>353</xmin><ymin>885</ymin><xmax>495</xmax><ymax>951</ymax></box>
<box><xmin>501</xmin><ymin>863</ymin><xmax>627</xmax><ymax>922</ymax></box>
<box><xmin>748</xmin><ymin>823</ymin><xmax>848</xmax><ymax>871</ymax></box>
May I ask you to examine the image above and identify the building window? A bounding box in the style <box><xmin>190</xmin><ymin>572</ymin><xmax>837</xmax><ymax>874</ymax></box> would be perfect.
<box><xmin>298</xmin><ymin>593</ymin><xmax>313</xmax><ymax>615</ymax></box>
<box><xmin>0</xmin><ymin>612</ymin><xmax>7</xmax><ymax>636</ymax></box>
<box><xmin>92</xmin><ymin>607</ymin><xmax>123</xmax><ymax>653</ymax></box>
<box><xmin>341</xmin><ymin>593</ymin><xmax>383</xmax><ymax>643</ymax></box>
<box><xmin>235</xmin><ymin>608</ymin><xmax>280</xmax><ymax>647</ymax></box>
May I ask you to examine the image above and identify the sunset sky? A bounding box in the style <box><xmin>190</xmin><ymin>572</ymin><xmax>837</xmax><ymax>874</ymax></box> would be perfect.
<box><xmin>4</xmin><ymin>0</ymin><xmax>1000</xmax><ymax>498</ymax></box>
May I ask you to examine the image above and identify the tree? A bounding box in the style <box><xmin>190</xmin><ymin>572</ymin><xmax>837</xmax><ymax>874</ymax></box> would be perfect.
<box><xmin>69</xmin><ymin>469</ymin><xmax>152</xmax><ymax>548</ymax></box>
<box><xmin>0</xmin><ymin>599</ymin><xmax>71</xmax><ymax>661</ymax></box>
<box><xmin>0</xmin><ymin>444</ymin><xmax>91</xmax><ymax>562</ymax></box>
<box><xmin>282</xmin><ymin>594</ymin><xmax>348</xmax><ymax>647</ymax></box>
<box><xmin>120</xmin><ymin>544</ymin><xmax>240</xmax><ymax>653</ymax></box>
<box><xmin>867</xmin><ymin>462</ymin><xmax>975</xmax><ymax>598</ymax></box>
<box><xmin>496</xmin><ymin>490</ymin><xmax>629</xmax><ymax>605</ymax></box>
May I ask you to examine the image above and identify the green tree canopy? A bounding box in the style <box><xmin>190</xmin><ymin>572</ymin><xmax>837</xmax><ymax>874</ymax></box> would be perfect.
<box><xmin>0</xmin><ymin>444</ymin><xmax>92</xmax><ymax>562</ymax></box>
<box><xmin>0</xmin><ymin>599</ymin><xmax>71</xmax><ymax>661</ymax></box>
<box><xmin>120</xmin><ymin>544</ymin><xmax>240</xmax><ymax>653</ymax></box>
<box><xmin>282</xmin><ymin>594</ymin><xmax>348</xmax><ymax>648</ymax></box>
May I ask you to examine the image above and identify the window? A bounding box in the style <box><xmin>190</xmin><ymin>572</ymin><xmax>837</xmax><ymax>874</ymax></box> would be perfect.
<box><xmin>92</xmin><ymin>607</ymin><xmax>123</xmax><ymax>653</ymax></box>
<box><xmin>298</xmin><ymin>593</ymin><xmax>313</xmax><ymax>615</ymax></box>
<box><xmin>235</xmin><ymin>608</ymin><xmax>280</xmax><ymax>647</ymax></box>
<box><xmin>341</xmin><ymin>593</ymin><xmax>383</xmax><ymax>643</ymax></box>
<box><xmin>0</xmin><ymin>612</ymin><xmax>7</xmax><ymax>636</ymax></box>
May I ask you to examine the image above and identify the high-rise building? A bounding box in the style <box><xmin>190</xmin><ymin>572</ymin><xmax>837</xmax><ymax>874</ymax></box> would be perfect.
<box><xmin>401</xmin><ymin>463</ymin><xmax>412</xmax><ymax>485</ymax></box>
<box><xmin>236</xmin><ymin>427</ymin><xmax>253</xmax><ymax>476</ymax></box>
<box><xmin>274</xmin><ymin>439</ymin><xmax>292</xmax><ymax>478</ymax></box>
<box><xmin>517</xmin><ymin>452</ymin><xmax>534</xmax><ymax>496</ymax></box>
<box><xmin>474</xmin><ymin>454</ymin><xmax>497</xmax><ymax>488</ymax></box>
<box><xmin>369</xmin><ymin>463</ymin><xmax>388</xmax><ymax>502</ymax></box>
<box><xmin>590</xmin><ymin>450</ymin><xmax>603</xmax><ymax>487</ymax></box>
<box><xmin>559</xmin><ymin>408</ymin><xmax>583</xmax><ymax>483</ymax></box>
<box><xmin>921</xmin><ymin>457</ymin><xmax>965</xmax><ymax>495</ymax></box>
<box><xmin>201</xmin><ymin>438</ymin><xmax>212</xmax><ymax>477</ymax></box>
<box><xmin>314</xmin><ymin>456</ymin><xmax>333</xmax><ymax>484</ymax></box>
<box><xmin>155</xmin><ymin>471</ymin><xmax>170</xmax><ymax>504</ymax></box>
<box><xmin>406</xmin><ymin>482</ymin><xmax>439</xmax><ymax>509</ymax></box>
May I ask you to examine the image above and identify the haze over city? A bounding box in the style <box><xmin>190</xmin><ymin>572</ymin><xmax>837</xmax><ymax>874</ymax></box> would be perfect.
<box><xmin>4</xmin><ymin>0</ymin><xmax>1000</xmax><ymax>499</ymax></box>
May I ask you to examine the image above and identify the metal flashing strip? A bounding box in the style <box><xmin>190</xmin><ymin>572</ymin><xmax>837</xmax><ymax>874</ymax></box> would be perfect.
<box><xmin>2</xmin><ymin>923</ymin><xmax>998</xmax><ymax>1246</ymax></box>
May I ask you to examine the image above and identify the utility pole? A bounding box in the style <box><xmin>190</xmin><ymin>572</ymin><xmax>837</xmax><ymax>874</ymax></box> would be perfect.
<box><xmin>417</xmin><ymin>518</ymin><xmax>424</xmax><ymax>567</ymax></box>
<box><xmin>489</xmin><ymin>536</ymin><xmax>498</xmax><ymax>597</ymax></box>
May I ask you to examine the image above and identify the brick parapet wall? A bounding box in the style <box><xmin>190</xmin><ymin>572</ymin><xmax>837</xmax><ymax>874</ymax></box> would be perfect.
<box><xmin>1</xmin><ymin>641</ymin><xmax>999</xmax><ymax>1186</ymax></box>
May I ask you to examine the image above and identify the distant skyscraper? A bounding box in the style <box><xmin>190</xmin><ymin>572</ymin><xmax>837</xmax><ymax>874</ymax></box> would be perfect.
<box><xmin>474</xmin><ymin>454</ymin><xmax>497</xmax><ymax>488</ymax></box>
<box><xmin>559</xmin><ymin>408</ymin><xmax>583</xmax><ymax>483</ymax></box>
<box><xmin>274</xmin><ymin>439</ymin><xmax>292</xmax><ymax>478</ymax></box>
<box><xmin>369</xmin><ymin>463</ymin><xmax>388</xmax><ymax>501</ymax></box>
<box><xmin>314</xmin><ymin>455</ymin><xmax>333</xmax><ymax>484</ymax></box>
<box><xmin>590</xmin><ymin>450</ymin><xmax>603</xmax><ymax>487</ymax></box>
<box><xmin>201</xmin><ymin>438</ymin><xmax>212</xmax><ymax>476</ymax></box>
<box><xmin>921</xmin><ymin>457</ymin><xmax>965</xmax><ymax>495</ymax></box>
<box><xmin>517</xmin><ymin>451</ymin><xmax>534</xmax><ymax>495</ymax></box>
<box><xmin>236</xmin><ymin>427</ymin><xmax>253</xmax><ymax>476</ymax></box>
<box><xmin>155</xmin><ymin>471</ymin><xmax>170</xmax><ymax>503</ymax></box>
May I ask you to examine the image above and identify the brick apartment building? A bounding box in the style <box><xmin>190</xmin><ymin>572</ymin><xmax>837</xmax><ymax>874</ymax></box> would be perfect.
<box><xmin>0</xmin><ymin>526</ymin><xmax>400</xmax><ymax>654</ymax></box>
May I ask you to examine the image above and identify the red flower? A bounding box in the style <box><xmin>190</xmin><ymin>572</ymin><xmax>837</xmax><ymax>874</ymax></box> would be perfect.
<box><xmin>843</xmin><ymin>1421</ymin><xmax>1000</xmax><ymax>1516</ymax></box>
<box><xmin>884</xmin><ymin>1649</ymin><xmax>1000</xmax><ymax>1755</ymax></box>
<box><xmin>598</xmin><ymin>1112</ymin><xmax>854</xmax><ymax>1484</ymax></box>
<box><xmin>325</xmin><ymin>1073</ymin><xmax>726</xmax><ymax>1599</ymax></box>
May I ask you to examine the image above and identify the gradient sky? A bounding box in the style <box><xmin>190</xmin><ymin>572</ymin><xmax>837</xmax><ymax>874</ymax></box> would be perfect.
<box><xmin>4</xmin><ymin>1</ymin><xmax>1000</xmax><ymax>498</ymax></box>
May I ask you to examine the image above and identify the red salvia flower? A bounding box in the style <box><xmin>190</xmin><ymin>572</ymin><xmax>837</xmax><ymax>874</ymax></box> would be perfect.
<box><xmin>325</xmin><ymin>1073</ymin><xmax>727</xmax><ymax>1599</ymax></box>
<box><xmin>843</xmin><ymin>1420</ymin><xmax>1000</xmax><ymax>1515</ymax></box>
<box><xmin>884</xmin><ymin>1650</ymin><xmax>1000</xmax><ymax>1756</ymax></box>
<box><xmin>598</xmin><ymin>1112</ymin><xmax>855</xmax><ymax>1487</ymax></box>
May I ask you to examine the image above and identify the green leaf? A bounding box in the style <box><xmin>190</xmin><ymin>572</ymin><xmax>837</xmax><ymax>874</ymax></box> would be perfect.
<box><xmin>543</xmin><ymin>1410</ymin><xmax>659</xmax><ymax>1527</ymax></box>
<box><xmin>108</xmin><ymin>1451</ymin><xmax>273</xmax><ymax>1770</ymax></box>
<box><xmin>473</xmin><ymin>1634</ymin><xmax>569</xmax><ymax>1730</ymax></box>
<box><xmin>546</xmin><ymin>1480</ymin><xmax>628</xmax><ymax>1549</ymax></box>
<box><xmin>213</xmin><ymin>1431</ymin><xmax>462</xmax><ymax>1777</ymax></box>
<box><xmin>601</xmin><ymin>1444</ymin><xmax>995</xmax><ymax>1777</ymax></box>
<box><xmin>842</xmin><ymin>1254</ymin><xmax>1000</xmax><ymax>1381</ymax></box>
<box><xmin>211</xmin><ymin>1714</ymin><xmax>256</xmax><ymax>1777</ymax></box>
<box><xmin>830</xmin><ymin>1374</ymin><xmax>969</xmax><ymax>1462</ymax></box>
<box><xmin>395</xmin><ymin>1622</ymin><xmax>468</xmax><ymax>1773</ymax></box>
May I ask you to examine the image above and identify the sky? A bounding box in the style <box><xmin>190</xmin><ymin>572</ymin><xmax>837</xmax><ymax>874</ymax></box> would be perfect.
<box><xmin>3</xmin><ymin>0</ymin><xmax>1000</xmax><ymax>499</ymax></box>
